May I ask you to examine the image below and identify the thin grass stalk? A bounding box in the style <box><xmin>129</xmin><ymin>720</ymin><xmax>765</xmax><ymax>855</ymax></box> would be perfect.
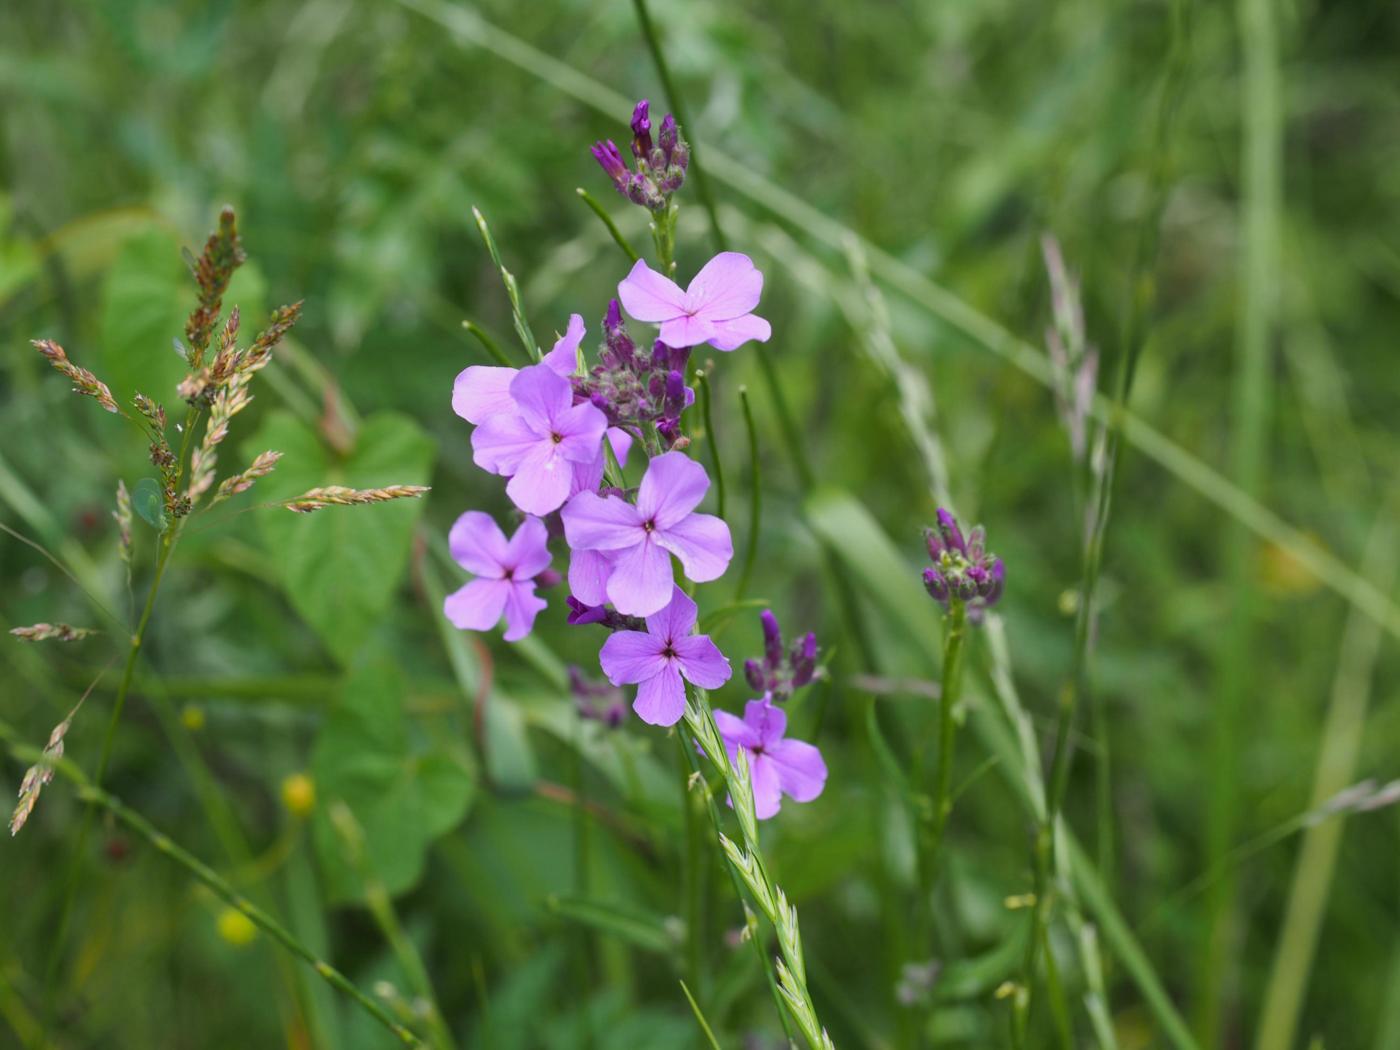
<box><xmin>695</xmin><ymin>369</ymin><xmax>726</xmax><ymax>521</ymax></box>
<box><xmin>0</xmin><ymin>724</ymin><xmax>424</xmax><ymax>1047</ymax></box>
<box><xmin>576</xmin><ymin>187</ymin><xmax>640</xmax><ymax>263</ymax></box>
<box><xmin>1198</xmin><ymin>0</ymin><xmax>1279</xmax><ymax>1032</ymax></box>
<box><xmin>1254</xmin><ymin>507</ymin><xmax>1398</xmax><ymax>1049</ymax></box>
<box><xmin>471</xmin><ymin>206</ymin><xmax>539</xmax><ymax>362</ymax></box>
<box><xmin>733</xmin><ymin>386</ymin><xmax>762</xmax><ymax>602</ymax></box>
<box><xmin>461</xmin><ymin>319</ymin><xmax>514</xmax><ymax>367</ymax></box>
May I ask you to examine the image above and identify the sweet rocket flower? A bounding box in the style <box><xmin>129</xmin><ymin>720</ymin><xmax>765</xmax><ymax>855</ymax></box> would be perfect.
<box><xmin>561</xmin><ymin>451</ymin><xmax>732</xmax><ymax>617</ymax></box>
<box><xmin>454</xmin><ymin>315</ymin><xmax>632</xmax><ymax>488</ymax></box>
<box><xmin>922</xmin><ymin>508</ymin><xmax>1005</xmax><ymax>620</ymax></box>
<box><xmin>714</xmin><ymin>698</ymin><xmax>828</xmax><ymax>820</ymax></box>
<box><xmin>618</xmin><ymin>253</ymin><xmax>771</xmax><ymax>351</ymax></box>
<box><xmin>598</xmin><ymin>587</ymin><xmax>730</xmax><ymax>726</ymax></box>
<box><xmin>743</xmin><ymin>610</ymin><xmax>819</xmax><ymax>702</ymax></box>
<box><xmin>471</xmin><ymin>363</ymin><xmax>608</xmax><ymax>516</ymax></box>
<box><xmin>443</xmin><ymin>512</ymin><xmax>551</xmax><ymax>641</ymax></box>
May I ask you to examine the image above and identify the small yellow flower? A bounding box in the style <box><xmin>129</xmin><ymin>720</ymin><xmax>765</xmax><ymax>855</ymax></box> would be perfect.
<box><xmin>216</xmin><ymin>908</ymin><xmax>256</xmax><ymax>947</ymax></box>
<box><xmin>181</xmin><ymin>704</ymin><xmax>206</xmax><ymax>731</ymax></box>
<box><xmin>281</xmin><ymin>773</ymin><xmax>316</xmax><ymax>818</ymax></box>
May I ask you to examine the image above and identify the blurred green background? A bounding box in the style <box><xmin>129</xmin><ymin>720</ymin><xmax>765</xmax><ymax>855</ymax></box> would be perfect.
<box><xmin>2</xmin><ymin>0</ymin><xmax>1399</xmax><ymax>1047</ymax></box>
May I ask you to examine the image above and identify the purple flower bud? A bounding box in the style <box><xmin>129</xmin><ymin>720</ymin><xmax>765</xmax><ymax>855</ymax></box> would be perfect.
<box><xmin>924</xmin><ymin>526</ymin><xmax>945</xmax><ymax>561</ymax></box>
<box><xmin>790</xmin><ymin>632</ymin><xmax>818</xmax><ymax>689</ymax></box>
<box><xmin>604</xmin><ymin>298</ymin><xmax>625</xmax><ymax>336</ymax></box>
<box><xmin>591</xmin><ymin>140</ymin><xmax>629</xmax><ymax>194</ymax></box>
<box><xmin>985</xmin><ymin>559</ymin><xmax>1005</xmax><ymax>606</ymax></box>
<box><xmin>630</xmin><ymin>100</ymin><xmax>653</xmax><ymax>159</ymax></box>
<box><xmin>566</xmin><ymin>596</ymin><xmax>609</xmax><ymax>626</ymax></box>
<box><xmin>967</xmin><ymin>525</ymin><xmax>986</xmax><ymax>561</ymax></box>
<box><xmin>923</xmin><ymin>568</ymin><xmax>950</xmax><ymax>607</ymax></box>
<box><xmin>744</xmin><ymin>658</ymin><xmax>765</xmax><ymax>692</ymax></box>
<box><xmin>659</xmin><ymin>114</ymin><xmax>679</xmax><ymax>162</ymax></box>
<box><xmin>536</xmin><ymin>568</ymin><xmax>563</xmax><ymax>589</ymax></box>
<box><xmin>760</xmin><ymin>610</ymin><xmax>784</xmax><ymax>668</ymax></box>
<box><xmin>936</xmin><ymin>508</ymin><xmax>967</xmax><ymax>555</ymax></box>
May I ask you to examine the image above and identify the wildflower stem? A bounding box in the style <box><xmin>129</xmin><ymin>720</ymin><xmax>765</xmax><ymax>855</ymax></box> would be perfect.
<box><xmin>471</xmin><ymin>206</ymin><xmax>539</xmax><ymax>362</ymax></box>
<box><xmin>733</xmin><ymin>386</ymin><xmax>761</xmax><ymax>602</ymax></box>
<box><xmin>575</xmin><ymin>187</ymin><xmax>640</xmax><ymax>263</ymax></box>
<box><xmin>674</xmin><ymin>732</ymin><xmax>706</xmax><ymax>1002</ymax></box>
<box><xmin>695</xmin><ymin>369</ymin><xmax>725</xmax><ymax>521</ymax></box>
<box><xmin>683</xmin><ymin>691</ymin><xmax>832</xmax><ymax>1049</ymax></box>
<box><xmin>461</xmin><ymin>319</ymin><xmax>515</xmax><ymax>367</ymax></box>
<box><xmin>0</xmin><ymin>722</ymin><xmax>424</xmax><ymax>1048</ymax></box>
<box><xmin>676</xmin><ymin>718</ymin><xmax>800</xmax><ymax>1047</ymax></box>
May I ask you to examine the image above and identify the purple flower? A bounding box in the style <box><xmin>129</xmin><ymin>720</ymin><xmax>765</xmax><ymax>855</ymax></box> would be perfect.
<box><xmin>743</xmin><ymin>610</ymin><xmax>819</xmax><ymax>702</ymax></box>
<box><xmin>714</xmin><ymin>698</ymin><xmax>828</xmax><ymax>820</ymax></box>
<box><xmin>922</xmin><ymin>508</ymin><xmax>1005</xmax><ymax>619</ymax></box>
<box><xmin>561</xmin><ymin>451</ymin><xmax>732</xmax><ymax>617</ymax></box>
<box><xmin>598</xmin><ymin>586</ymin><xmax>731</xmax><ymax>726</ymax></box>
<box><xmin>617</xmin><ymin>253</ymin><xmax>772</xmax><ymax>351</ymax></box>
<box><xmin>443</xmin><ymin>512</ymin><xmax>551</xmax><ymax>641</ymax></box>
<box><xmin>454</xmin><ymin>315</ymin><xmax>632</xmax><ymax>493</ymax></box>
<box><xmin>569</xmin><ymin>666</ymin><xmax>628</xmax><ymax>727</ymax></box>
<box><xmin>471</xmin><ymin>363</ymin><xmax>608</xmax><ymax>515</ymax></box>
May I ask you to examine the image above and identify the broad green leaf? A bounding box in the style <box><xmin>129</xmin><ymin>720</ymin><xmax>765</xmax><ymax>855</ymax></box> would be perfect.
<box><xmin>311</xmin><ymin>660</ymin><xmax>476</xmax><ymax>902</ymax></box>
<box><xmin>245</xmin><ymin>409</ymin><xmax>434</xmax><ymax>665</ymax></box>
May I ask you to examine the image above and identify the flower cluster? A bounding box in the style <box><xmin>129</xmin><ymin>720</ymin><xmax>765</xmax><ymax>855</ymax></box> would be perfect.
<box><xmin>443</xmin><ymin>100</ymin><xmax>822</xmax><ymax>821</ymax></box>
<box><xmin>592</xmin><ymin>100</ymin><xmax>689</xmax><ymax>212</ymax></box>
<box><xmin>921</xmin><ymin>508</ymin><xmax>1006</xmax><ymax>622</ymax></box>
<box><xmin>744</xmin><ymin>610</ymin><xmax>819</xmax><ymax>702</ymax></box>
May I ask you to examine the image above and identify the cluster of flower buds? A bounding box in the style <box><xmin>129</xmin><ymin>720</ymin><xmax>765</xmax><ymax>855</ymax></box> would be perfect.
<box><xmin>568</xmin><ymin>666</ymin><xmax>628</xmax><ymax>728</ymax></box>
<box><xmin>922</xmin><ymin>509</ymin><xmax>1005</xmax><ymax>620</ymax></box>
<box><xmin>591</xmin><ymin>101</ymin><xmax>689</xmax><ymax>212</ymax></box>
<box><xmin>743</xmin><ymin>610</ymin><xmax>819</xmax><ymax>702</ymax></box>
<box><xmin>565</xmin><ymin>596</ymin><xmax>644</xmax><ymax>631</ymax></box>
<box><xmin>572</xmin><ymin>300</ymin><xmax>693</xmax><ymax>449</ymax></box>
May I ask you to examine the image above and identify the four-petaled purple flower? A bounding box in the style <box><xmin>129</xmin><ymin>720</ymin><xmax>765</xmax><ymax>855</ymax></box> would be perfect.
<box><xmin>618</xmin><ymin>252</ymin><xmax>771</xmax><ymax>351</ymax></box>
<box><xmin>599</xmin><ymin>587</ymin><xmax>731</xmax><ymax>726</ymax></box>
<box><xmin>443</xmin><ymin>512</ymin><xmax>552</xmax><ymax>641</ymax></box>
<box><xmin>562</xmin><ymin>451</ymin><xmax>732</xmax><ymax>617</ymax></box>
<box><xmin>922</xmin><ymin>508</ymin><xmax>1005</xmax><ymax>621</ymax></box>
<box><xmin>471</xmin><ymin>362</ymin><xmax>608</xmax><ymax>516</ymax></box>
<box><xmin>714</xmin><ymin>698</ymin><xmax>828</xmax><ymax>820</ymax></box>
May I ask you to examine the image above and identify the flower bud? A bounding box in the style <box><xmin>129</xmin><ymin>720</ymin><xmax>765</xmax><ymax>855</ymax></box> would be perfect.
<box><xmin>744</xmin><ymin>658</ymin><xmax>765</xmax><ymax>692</ymax></box>
<box><xmin>630</xmin><ymin>100</ymin><xmax>653</xmax><ymax>159</ymax></box>
<box><xmin>923</xmin><ymin>568</ymin><xmax>950</xmax><ymax>607</ymax></box>
<box><xmin>590</xmin><ymin>140</ymin><xmax>629</xmax><ymax>195</ymax></box>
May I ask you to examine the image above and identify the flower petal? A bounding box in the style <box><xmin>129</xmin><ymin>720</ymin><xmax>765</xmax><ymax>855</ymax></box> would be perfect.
<box><xmin>567</xmin><ymin>547</ymin><xmax>613</xmax><ymax>607</ymax></box>
<box><xmin>508</xmin><ymin>363</ymin><xmax>572</xmax><ymax>432</ymax></box>
<box><xmin>607</xmin><ymin>426</ymin><xmax>634</xmax><ymax>466</ymax></box>
<box><xmin>685</xmin><ymin>252</ymin><xmax>763</xmax><ymax>321</ymax></box>
<box><xmin>543</xmin><ymin>314</ymin><xmax>585</xmax><ymax>376</ymax></box>
<box><xmin>599</xmin><ymin>629</ymin><xmax>666</xmax><ymax>685</ymax></box>
<box><xmin>570</xmin><ymin>447</ymin><xmax>606</xmax><ymax>497</ymax></box>
<box><xmin>501</xmin><ymin>581</ymin><xmax>547</xmax><ymax>641</ymax></box>
<box><xmin>617</xmin><ymin>258</ymin><xmax>687</xmax><ymax>322</ymax></box>
<box><xmin>632</xmin><ymin>666</ymin><xmax>686</xmax><ymax>727</ymax></box>
<box><xmin>749</xmin><ymin>754</ymin><xmax>783</xmax><ymax>820</ymax></box>
<box><xmin>447</xmin><ymin>511</ymin><xmax>509</xmax><ymax>576</ymax></box>
<box><xmin>561</xmin><ymin>491</ymin><xmax>642</xmax><ymax>551</ymax></box>
<box><xmin>655</xmin><ymin>512</ymin><xmax>732</xmax><ymax>583</ymax></box>
<box><xmin>505</xmin><ymin>444</ymin><xmax>574</xmax><ymax>516</ymax></box>
<box><xmin>503</xmin><ymin>516</ymin><xmax>552</xmax><ymax>579</ymax></box>
<box><xmin>443</xmin><ymin>577</ymin><xmax>510</xmax><ymax>631</ymax></box>
<box><xmin>658</xmin><ymin>314</ymin><xmax>717</xmax><ymax>349</ymax></box>
<box><xmin>674</xmin><ymin>634</ymin><xmax>732</xmax><ymax>689</ymax></box>
<box><xmin>637</xmin><ymin>451</ymin><xmax>709</xmax><ymax>528</ymax></box>
<box><xmin>743</xmin><ymin>697</ymin><xmax>787</xmax><ymax>748</ymax></box>
<box><xmin>714</xmin><ymin>707</ymin><xmax>761</xmax><ymax>752</ymax></box>
<box><xmin>707</xmin><ymin>313</ymin><xmax>771</xmax><ymax>352</ymax></box>
<box><xmin>767</xmin><ymin>739</ymin><xmax>828</xmax><ymax>803</ymax></box>
<box><xmin>607</xmin><ymin>537</ymin><xmax>674</xmax><ymax>617</ymax></box>
<box><xmin>452</xmin><ymin>365</ymin><xmax>516</xmax><ymax>424</ymax></box>
<box><xmin>471</xmin><ymin>413</ymin><xmax>536</xmax><ymax>476</ymax></box>
<box><xmin>643</xmin><ymin>585</ymin><xmax>697</xmax><ymax>639</ymax></box>
<box><xmin>555</xmin><ymin>401</ymin><xmax>608</xmax><ymax>462</ymax></box>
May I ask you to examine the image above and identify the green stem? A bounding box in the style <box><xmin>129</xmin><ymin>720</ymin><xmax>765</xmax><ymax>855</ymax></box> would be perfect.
<box><xmin>576</xmin><ymin>187</ymin><xmax>640</xmax><ymax>263</ymax></box>
<box><xmin>462</xmin><ymin>319</ymin><xmax>514</xmax><ymax>367</ymax></box>
<box><xmin>695</xmin><ymin>370</ymin><xmax>725</xmax><ymax>521</ymax></box>
<box><xmin>733</xmin><ymin>386</ymin><xmax>762</xmax><ymax>602</ymax></box>
<box><xmin>674</xmin><ymin>733</ymin><xmax>705</xmax><ymax>1003</ymax></box>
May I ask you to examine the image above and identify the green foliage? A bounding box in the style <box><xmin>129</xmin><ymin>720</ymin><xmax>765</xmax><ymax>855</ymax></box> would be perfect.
<box><xmin>312</xmin><ymin>659</ymin><xmax>476</xmax><ymax>902</ymax></box>
<box><xmin>246</xmin><ymin>410</ymin><xmax>434</xmax><ymax>665</ymax></box>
